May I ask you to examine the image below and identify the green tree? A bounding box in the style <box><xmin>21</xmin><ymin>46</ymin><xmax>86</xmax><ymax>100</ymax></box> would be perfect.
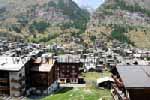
<box><xmin>29</xmin><ymin>21</ymin><xmax>49</xmax><ymax>33</ymax></box>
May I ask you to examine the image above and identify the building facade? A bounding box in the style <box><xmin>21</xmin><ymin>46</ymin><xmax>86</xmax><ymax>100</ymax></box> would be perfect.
<box><xmin>26</xmin><ymin>57</ymin><xmax>58</xmax><ymax>96</ymax></box>
<box><xmin>55</xmin><ymin>54</ymin><xmax>83</xmax><ymax>84</ymax></box>
<box><xmin>0</xmin><ymin>57</ymin><xmax>28</xmax><ymax>97</ymax></box>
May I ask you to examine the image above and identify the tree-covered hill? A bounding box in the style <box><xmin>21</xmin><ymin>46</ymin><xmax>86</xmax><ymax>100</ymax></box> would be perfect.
<box><xmin>85</xmin><ymin>0</ymin><xmax>150</xmax><ymax>48</ymax></box>
<box><xmin>0</xmin><ymin>0</ymin><xmax>90</xmax><ymax>43</ymax></box>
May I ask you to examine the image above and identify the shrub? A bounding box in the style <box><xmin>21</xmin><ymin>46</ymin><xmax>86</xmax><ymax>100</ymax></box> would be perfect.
<box><xmin>111</xmin><ymin>25</ymin><xmax>129</xmax><ymax>43</ymax></box>
<box><xmin>29</xmin><ymin>21</ymin><xmax>49</xmax><ymax>33</ymax></box>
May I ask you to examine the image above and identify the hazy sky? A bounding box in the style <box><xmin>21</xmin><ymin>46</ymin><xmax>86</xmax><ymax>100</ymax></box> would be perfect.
<box><xmin>73</xmin><ymin>0</ymin><xmax>105</xmax><ymax>9</ymax></box>
<box><xmin>0</xmin><ymin>0</ymin><xmax>105</xmax><ymax>9</ymax></box>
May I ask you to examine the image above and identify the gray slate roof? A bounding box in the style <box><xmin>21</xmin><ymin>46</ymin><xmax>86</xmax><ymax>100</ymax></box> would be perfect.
<box><xmin>117</xmin><ymin>65</ymin><xmax>150</xmax><ymax>89</ymax></box>
<box><xmin>56</xmin><ymin>54</ymin><xmax>81</xmax><ymax>63</ymax></box>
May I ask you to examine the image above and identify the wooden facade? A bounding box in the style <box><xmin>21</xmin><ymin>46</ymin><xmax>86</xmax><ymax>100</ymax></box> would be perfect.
<box><xmin>128</xmin><ymin>89</ymin><xmax>150</xmax><ymax>100</ymax></box>
<box><xmin>30</xmin><ymin>69</ymin><xmax>55</xmax><ymax>90</ymax></box>
<box><xmin>0</xmin><ymin>71</ymin><xmax>9</xmax><ymax>95</ymax></box>
<box><xmin>26</xmin><ymin>57</ymin><xmax>57</xmax><ymax>96</ymax></box>
<box><xmin>55</xmin><ymin>62</ymin><xmax>83</xmax><ymax>84</ymax></box>
<box><xmin>112</xmin><ymin>65</ymin><xmax>150</xmax><ymax>100</ymax></box>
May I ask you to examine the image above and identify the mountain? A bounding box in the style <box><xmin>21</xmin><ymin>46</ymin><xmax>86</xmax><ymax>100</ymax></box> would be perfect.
<box><xmin>0</xmin><ymin>0</ymin><xmax>90</xmax><ymax>43</ymax></box>
<box><xmin>1</xmin><ymin>0</ymin><xmax>150</xmax><ymax>49</ymax></box>
<box><xmin>85</xmin><ymin>0</ymin><xmax>150</xmax><ymax>48</ymax></box>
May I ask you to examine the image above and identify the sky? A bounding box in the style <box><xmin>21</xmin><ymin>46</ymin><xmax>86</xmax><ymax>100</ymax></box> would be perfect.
<box><xmin>0</xmin><ymin>0</ymin><xmax>105</xmax><ymax>9</ymax></box>
<box><xmin>73</xmin><ymin>0</ymin><xmax>105</xmax><ymax>10</ymax></box>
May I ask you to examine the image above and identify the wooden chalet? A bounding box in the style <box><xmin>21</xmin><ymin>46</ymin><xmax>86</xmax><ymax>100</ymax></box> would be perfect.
<box><xmin>26</xmin><ymin>57</ymin><xmax>58</xmax><ymax>96</ymax></box>
<box><xmin>54</xmin><ymin>54</ymin><xmax>84</xmax><ymax>84</ymax></box>
<box><xmin>112</xmin><ymin>65</ymin><xmax>150</xmax><ymax>100</ymax></box>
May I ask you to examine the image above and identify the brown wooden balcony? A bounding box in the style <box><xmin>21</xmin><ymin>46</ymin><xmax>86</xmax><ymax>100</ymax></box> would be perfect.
<box><xmin>11</xmin><ymin>85</ymin><xmax>25</xmax><ymax>92</ymax></box>
<box><xmin>0</xmin><ymin>86</ymin><xmax>9</xmax><ymax>91</ymax></box>
<box><xmin>20</xmin><ymin>84</ymin><xmax>26</xmax><ymax>89</ymax></box>
<box><xmin>71</xmin><ymin>73</ymin><xmax>78</xmax><ymax>75</ymax></box>
<box><xmin>11</xmin><ymin>87</ymin><xmax>21</xmax><ymax>91</ymax></box>
<box><xmin>0</xmin><ymin>78</ymin><xmax>9</xmax><ymax>83</ymax></box>
<box><xmin>11</xmin><ymin>79</ymin><xmax>20</xmax><ymax>83</ymax></box>
<box><xmin>19</xmin><ymin>76</ymin><xmax>26</xmax><ymax>81</ymax></box>
<box><xmin>11</xmin><ymin>76</ymin><xmax>25</xmax><ymax>84</ymax></box>
<box><xmin>112</xmin><ymin>84</ymin><xmax>129</xmax><ymax>100</ymax></box>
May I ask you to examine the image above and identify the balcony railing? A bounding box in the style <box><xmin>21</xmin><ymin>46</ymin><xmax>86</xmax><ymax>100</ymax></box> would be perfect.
<box><xmin>11</xmin><ymin>86</ymin><xmax>25</xmax><ymax>92</ymax></box>
<box><xmin>0</xmin><ymin>78</ymin><xmax>9</xmax><ymax>83</ymax></box>
<box><xmin>71</xmin><ymin>73</ymin><xmax>78</xmax><ymax>75</ymax></box>
<box><xmin>112</xmin><ymin>85</ymin><xmax>129</xmax><ymax>100</ymax></box>
<box><xmin>19</xmin><ymin>76</ymin><xmax>26</xmax><ymax>81</ymax></box>
<box><xmin>11</xmin><ymin>79</ymin><xmax>20</xmax><ymax>83</ymax></box>
<box><xmin>11</xmin><ymin>87</ymin><xmax>21</xmax><ymax>91</ymax></box>
<box><xmin>0</xmin><ymin>86</ymin><xmax>9</xmax><ymax>91</ymax></box>
<box><xmin>11</xmin><ymin>76</ymin><xmax>26</xmax><ymax>83</ymax></box>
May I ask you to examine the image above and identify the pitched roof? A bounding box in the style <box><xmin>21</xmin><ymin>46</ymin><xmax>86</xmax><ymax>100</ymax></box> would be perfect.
<box><xmin>56</xmin><ymin>54</ymin><xmax>81</xmax><ymax>63</ymax></box>
<box><xmin>117</xmin><ymin>65</ymin><xmax>150</xmax><ymax>89</ymax></box>
<box><xmin>0</xmin><ymin>57</ymin><xmax>29</xmax><ymax>71</ymax></box>
<box><xmin>31</xmin><ymin>58</ymin><xmax>55</xmax><ymax>72</ymax></box>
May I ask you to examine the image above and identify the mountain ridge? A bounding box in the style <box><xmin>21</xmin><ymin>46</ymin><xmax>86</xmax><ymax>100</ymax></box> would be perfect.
<box><xmin>85</xmin><ymin>0</ymin><xmax>150</xmax><ymax>48</ymax></box>
<box><xmin>0</xmin><ymin>0</ymin><xmax>90</xmax><ymax>43</ymax></box>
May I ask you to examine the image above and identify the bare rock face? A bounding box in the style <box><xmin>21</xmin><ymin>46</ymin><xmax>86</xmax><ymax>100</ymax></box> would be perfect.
<box><xmin>104</xmin><ymin>0</ymin><xmax>150</xmax><ymax>10</ymax></box>
<box><xmin>123</xmin><ymin>0</ymin><xmax>150</xmax><ymax>10</ymax></box>
<box><xmin>0</xmin><ymin>0</ymin><xmax>90</xmax><ymax>42</ymax></box>
<box><xmin>86</xmin><ymin>0</ymin><xmax>150</xmax><ymax>48</ymax></box>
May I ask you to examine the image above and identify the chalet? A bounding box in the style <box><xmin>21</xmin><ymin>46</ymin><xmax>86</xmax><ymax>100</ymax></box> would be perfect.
<box><xmin>55</xmin><ymin>54</ymin><xmax>83</xmax><ymax>84</ymax></box>
<box><xmin>112</xmin><ymin>65</ymin><xmax>150</xmax><ymax>100</ymax></box>
<box><xmin>26</xmin><ymin>56</ymin><xmax>58</xmax><ymax>96</ymax></box>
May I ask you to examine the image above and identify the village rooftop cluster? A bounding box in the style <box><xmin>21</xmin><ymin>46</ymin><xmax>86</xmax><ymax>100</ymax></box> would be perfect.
<box><xmin>0</xmin><ymin>39</ymin><xmax>150</xmax><ymax>100</ymax></box>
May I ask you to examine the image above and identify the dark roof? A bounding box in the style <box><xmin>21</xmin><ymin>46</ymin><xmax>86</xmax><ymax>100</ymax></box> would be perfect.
<box><xmin>117</xmin><ymin>65</ymin><xmax>150</xmax><ymax>89</ymax></box>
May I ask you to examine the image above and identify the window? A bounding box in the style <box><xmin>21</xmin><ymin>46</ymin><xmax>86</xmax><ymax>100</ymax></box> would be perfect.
<box><xmin>19</xmin><ymin>73</ymin><xmax>22</xmax><ymax>78</ymax></box>
<box><xmin>60</xmin><ymin>79</ymin><xmax>64</xmax><ymax>82</ymax></box>
<box><xmin>72</xmin><ymin>70</ymin><xmax>75</xmax><ymax>73</ymax></box>
<box><xmin>67</xmin><ymin>65</ymin><xmax>69</xmax><ymax>68</ymax></box>
<box><xmin>72</xmin><ymin>66</ymin><xmax>76</xmax><ymax>69</ymax></box>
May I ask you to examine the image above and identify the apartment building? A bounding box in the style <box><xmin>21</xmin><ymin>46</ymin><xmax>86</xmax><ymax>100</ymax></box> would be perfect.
<box><xmin>0</xmin><ymin>57</ymin><xmax>29</xmax><ymax>97</ymax></box>
<box><xmin>0</xmin><ymin>70</ymin><xmax>9</xmax><ymax>95</ymax></box>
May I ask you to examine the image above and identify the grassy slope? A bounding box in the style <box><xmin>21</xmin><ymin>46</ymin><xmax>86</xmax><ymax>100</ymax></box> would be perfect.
<box><xmin>43</xmin><ymin>88</ymin><xmax>111</xmax><ymax>100</ymax></box>
<box><xmin>42</xmin><ymin>71</ymin><xmax>112</xmax><ymax>100</ymax></box>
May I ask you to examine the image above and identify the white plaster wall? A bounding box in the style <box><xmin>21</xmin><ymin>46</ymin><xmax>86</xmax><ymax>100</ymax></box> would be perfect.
<box><xmin>9</xmin><ymin>67</ymin><xmax>25</xmax><ymax>97</ymax></box>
